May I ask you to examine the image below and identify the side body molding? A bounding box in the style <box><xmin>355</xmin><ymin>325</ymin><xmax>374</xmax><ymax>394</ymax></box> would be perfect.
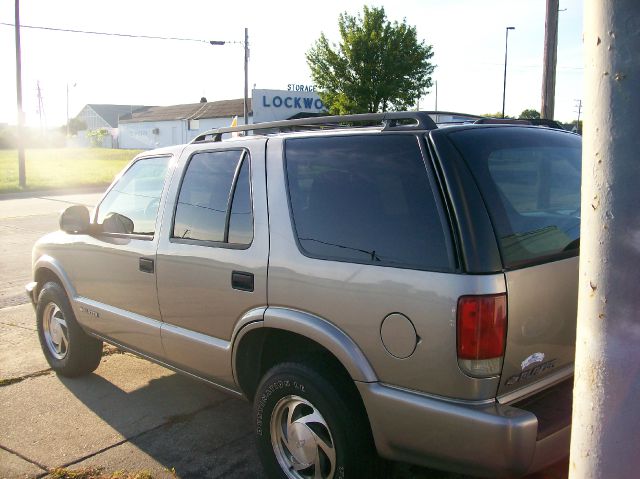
<box><xmin>261</xmin><ymin>307</ymin><xmax>378</xmax><ymax>383</ymax></box>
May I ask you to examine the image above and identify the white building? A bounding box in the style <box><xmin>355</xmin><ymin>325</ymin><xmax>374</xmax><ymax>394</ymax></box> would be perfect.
<box><xmin>117</xmin><ymin>89</ymin><xmax>326</xmax><ymax>150</ymax></box>
<box><xmin>118</xmin><ymin>99</ymin><xmax>250</xmax><ymax>150</ymax></box>
<box><xmin>72</xmin><ymin>104</ymin><xmax>150</xmax><ymax>148</ymax></box>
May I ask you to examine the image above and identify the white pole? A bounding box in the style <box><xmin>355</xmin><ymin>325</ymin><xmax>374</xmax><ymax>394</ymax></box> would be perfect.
<box><xmin>569</xmin><ymin>1</ymin><xmax>640</xmax><ymax>477</ymax></box>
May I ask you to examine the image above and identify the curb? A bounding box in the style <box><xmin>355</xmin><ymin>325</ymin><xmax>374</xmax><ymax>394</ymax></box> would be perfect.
<box><xmin>0</xmin><ymin>184</ymin><xmax>109</xmax><ymax>201</ymax></box>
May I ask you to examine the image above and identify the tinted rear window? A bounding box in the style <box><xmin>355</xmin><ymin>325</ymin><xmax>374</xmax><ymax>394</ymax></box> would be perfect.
<box><xmin>448</xmin><ymin>127</ymin><xmax>581</xmax><ymax>269</ymax></box>
<box><xmin>285</xmin><ymin>135</ymin><xmax>453</xmax><ymax>271</ymax></box>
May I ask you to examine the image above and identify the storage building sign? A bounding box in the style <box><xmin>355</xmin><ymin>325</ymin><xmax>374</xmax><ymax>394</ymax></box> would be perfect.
<box><xmin>252</xmin><ymin>89</ymin><xmax>325</xmax><ymax>123</ymax></box>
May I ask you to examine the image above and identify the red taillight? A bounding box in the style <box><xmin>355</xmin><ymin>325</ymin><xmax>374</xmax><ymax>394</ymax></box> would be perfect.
<box><xmin>457</xmin><ymin>294</ymin><xmax>507</xmax><ymax>360</ymax></box>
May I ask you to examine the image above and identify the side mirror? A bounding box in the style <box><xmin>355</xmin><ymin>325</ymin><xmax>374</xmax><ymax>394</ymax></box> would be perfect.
<box><xmin>60</xmin><ymin>205</ymin><xmax>90</xmax><ymax>234</ymax></box>
<box><xmin>102</xmin><ymin>212</ymin><xmax>135</xmax><ymax>235</ymax></box>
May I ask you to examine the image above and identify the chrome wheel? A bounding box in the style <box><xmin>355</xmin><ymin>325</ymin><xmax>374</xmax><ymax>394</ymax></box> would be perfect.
<box><xmin>42</xmin><ymin>302</ymin><xmax>69</xmax><ymax>360</ymax></box>
<box><xmin>270</xmin><ymin>395</ymin><xmax>336</xmax><ymax>479</ymax></box>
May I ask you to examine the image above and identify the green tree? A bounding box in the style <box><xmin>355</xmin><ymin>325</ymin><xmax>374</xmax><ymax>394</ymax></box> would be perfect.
<box><xmin>482</xmin><ymin>112</ymin><xmax>515</xmax><ymax>119</ymax></box>
<box><xmin>306</xmin><ymin>6</ymin><xmax>435</xmax><ymax>114</ymax></box>
<box><xmin>64</xmin><ymin>118</ymin><xmax>87</xmax><ymax>136</ymax></box>
<box><xmin>519</xmin><ymin>109</ymin><xmax>541</xmax><ymax>119</ymax></box>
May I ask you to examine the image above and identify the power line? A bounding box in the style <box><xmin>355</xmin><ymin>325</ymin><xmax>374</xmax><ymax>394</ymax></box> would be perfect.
<box><xmin>0</xmin><ymin>22</ymin><xmax>242</xmax><ymax>44</ymax></box>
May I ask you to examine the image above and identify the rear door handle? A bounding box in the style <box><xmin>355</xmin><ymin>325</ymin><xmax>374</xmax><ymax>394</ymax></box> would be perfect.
<box><xmin>139</xmin><ymin>257</ymin><xmax>155</xmax><ymax>274</ymax></box>
<box><xmin>231</xmin><ymin>271</ymin><xmax>254</xmax><ymax>292</ymax></box>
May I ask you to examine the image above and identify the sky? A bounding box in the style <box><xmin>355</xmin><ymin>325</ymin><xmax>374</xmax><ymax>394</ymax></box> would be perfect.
<box><xmin>0</xmin><ymin>0</ymin><xmax>584</xmax><ymax>128</ymax></box>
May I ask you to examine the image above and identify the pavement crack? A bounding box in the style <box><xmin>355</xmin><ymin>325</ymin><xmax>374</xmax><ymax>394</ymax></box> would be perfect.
<box><xmin>0</xmin><ymin>444</ymin><xmax>49</xmax><ymax>472</ymax></box>
<box><xmin>0</xmin><ymin>295</ymin><xmax>30</xmax><ymax>309</ymax></box>
<box><xmin>0</xmin><ymin>369</ymin><xmax>53</xmax><ymax>387</ymax></box>
<box><xmin>0</xmin><ymin>347</ymin><xmax>125</xmax><ymax>387</ymax></box>
<box><xmin>54</xmin><ymin>426</ymin><xmax>164</xmax><ymax>474</ymax></box>
<box><xmin>55</xmin><ymin>399</ymin><xmax>231</xmax><ymax>472</ymax></box>
<box><xmin>0</xmin><ymin>319</ymin><xmax>36</xmax><ymax>331</ymax></box>
<box><xmin>163</xmin><ymin>398</ymin><xmax>232</xmax><ymax>427</ymax></box>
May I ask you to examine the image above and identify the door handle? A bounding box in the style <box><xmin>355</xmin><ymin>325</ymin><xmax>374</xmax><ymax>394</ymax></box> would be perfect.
<box><xmin>231</xmin><ymin>271</ymin><xmax>254</xmax><ymax>292</ymax></box>
<box><xmin>139</xmin><ymin>257</ymin><xmax>155</xmax><ymax>274</ymax></box>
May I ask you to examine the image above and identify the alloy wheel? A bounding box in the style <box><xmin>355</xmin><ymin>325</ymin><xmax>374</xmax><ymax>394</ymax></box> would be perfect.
<box><xmin>270</xmin><ymin>395</ymin><xmax>336</xmax><ymax>479</ymax></box>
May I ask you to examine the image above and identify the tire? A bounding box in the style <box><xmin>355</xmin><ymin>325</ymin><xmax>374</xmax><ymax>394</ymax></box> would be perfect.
<box><xmin>254</xmin><ymin>362</ymin><xmax>378</xmax><ymax>479</ymax></box>
<box><xmin>36</xmin><ymin>281</ymin><xmax>103</xmax><ymax>377</ymax></box>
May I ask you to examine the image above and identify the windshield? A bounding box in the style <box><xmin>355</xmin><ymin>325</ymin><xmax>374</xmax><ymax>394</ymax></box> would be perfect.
<box><xmin>448</xmin><ymin>127</ymin><xmax>582</xmax><ymax>269</ymax></box>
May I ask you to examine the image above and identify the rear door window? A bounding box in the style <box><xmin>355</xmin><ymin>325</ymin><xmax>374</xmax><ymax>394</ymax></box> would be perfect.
<box><xmin>172</xmin><ymin>149</ymin><xmax>253</xmax><ymax>246</ymax></box>
<box><xmin>448</xmin><ymin>127</ymin><xmax>581</xmax><ymax>268</ymax></box>
<box><xmin>285</xmin><ymin>134</ymin><xmax>453</xmax><ymax>271</ymax></box>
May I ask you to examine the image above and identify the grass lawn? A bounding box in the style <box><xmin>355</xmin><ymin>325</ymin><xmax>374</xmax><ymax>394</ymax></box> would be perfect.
<box><xmin>0</xmin><ymin>148</ymin><xmax>143</xmax><ymax>193</ymax></box>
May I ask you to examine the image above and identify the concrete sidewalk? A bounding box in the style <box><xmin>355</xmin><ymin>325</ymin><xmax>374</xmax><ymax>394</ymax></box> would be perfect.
<box><xmin>0</xmin><ymin>304</ymin><xmax>265</xmax><ymax>479</ymax></box>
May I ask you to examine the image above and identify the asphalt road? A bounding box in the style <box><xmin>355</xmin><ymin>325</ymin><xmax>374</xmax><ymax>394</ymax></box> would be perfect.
<box><xmin>0</xmin><ymin>191</ymin><xmax>567</xmax><ymax>479</ymax></box>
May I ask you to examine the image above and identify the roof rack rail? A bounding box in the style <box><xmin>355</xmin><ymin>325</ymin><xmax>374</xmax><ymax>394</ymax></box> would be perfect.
<box><xmin>430</xmin><ymin>111</ymin><xmax>483</xmax><ymax>121</ymax></box>
<box><xmin>474</xmin><ymin>117</ymin><xmax>565</xmax><ymax>130</ymax></box>
<box><xmin>474</xmin><ymin>118</ymin><xmax>530</xmax><ymax>125</ymax></box>
<box><xmin>191</xmin><ymin>111</ymin><xmax>440</xmax><ymax>143</ymax></box>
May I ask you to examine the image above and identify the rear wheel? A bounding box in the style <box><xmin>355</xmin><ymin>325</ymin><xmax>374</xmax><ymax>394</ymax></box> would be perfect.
<box><xmin>36</xmin><ymin>281</ymin><xmax>102</xmax><ymax>377</ymax></box>
<box><xmin>254</xmin><ymin>362</ymin><xmax>378</xmax><ymax>478</ymax></box>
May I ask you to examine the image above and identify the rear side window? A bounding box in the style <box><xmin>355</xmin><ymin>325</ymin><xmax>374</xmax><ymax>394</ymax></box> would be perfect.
<box><xmin>285</xmin><ymin>135</ymin><xmax>452</xmax><ymax>271</ymax></box>
<box><xmin>449</xmin><ymin>127</ymin><xmax>581</xmax><ymax>268</ymax></box>
<box><xmin>173</xmin><ymin>150</ymin><xmax>253</xmax><ymax>246</ymax></box>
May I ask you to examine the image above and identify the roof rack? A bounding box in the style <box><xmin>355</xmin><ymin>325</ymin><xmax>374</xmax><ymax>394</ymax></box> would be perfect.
<box><xmin>474</xmin><ymin>118</ymin><xmax>530</xmax><ymax>125</ymax></box>
<box><xmin>474</xmin><ymin>117</ymin><xmax>565</xmax><ymax>130</ymax></box>
<box><xmin>191</xmin><ymin>111</ymin><xmax>442</xmax><ymax>143</ymax></box>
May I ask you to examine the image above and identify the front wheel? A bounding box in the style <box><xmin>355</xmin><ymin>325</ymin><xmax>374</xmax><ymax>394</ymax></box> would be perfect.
<box><xmin>36</xmin><ymin>281</ymin><xmax>103</xmax><ymax>377</ymax></box>
<box><xmin>254</xmin><ymin>362</ymin><xmax>378</xmax><ymax>479</ymax></box>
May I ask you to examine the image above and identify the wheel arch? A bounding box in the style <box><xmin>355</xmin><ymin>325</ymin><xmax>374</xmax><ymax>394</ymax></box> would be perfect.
<box><xmin>232</xmin><ymin>307</ymin><xmax>378</xmax><ymax>401</ymax></box>
<box><xmin>33</xmin><ymin>255</ymin><xmax>76</xmax><ymax>300</ymax></box>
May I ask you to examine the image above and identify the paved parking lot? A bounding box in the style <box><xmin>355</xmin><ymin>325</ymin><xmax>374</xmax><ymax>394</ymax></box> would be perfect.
<box><xmin>0</xmin><ymin>191</ymin><xmax>568</xmax><ymax>479</ymax></box>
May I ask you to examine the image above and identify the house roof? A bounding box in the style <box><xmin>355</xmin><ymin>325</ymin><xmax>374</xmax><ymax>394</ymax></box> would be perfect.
<box><xmin>84</xmin><ymin>104</ymin><xmax>151</xmax><ymax>128</ymax></box>
<box><xmin>118</xmin><ymin>98</ymin><xmax>252</xmax><ymax>123</ymax></box>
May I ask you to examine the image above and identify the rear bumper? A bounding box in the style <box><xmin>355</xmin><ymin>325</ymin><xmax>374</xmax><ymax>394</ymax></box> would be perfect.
<box><xmin>357</xmin><ymin>381</ymin><xmax>570</xmax><ymax>477</ymax></box>
<box><xmin>25</xmin><ymin>281</ymin><xmax>37</xmax><ymax>308</ymax></box>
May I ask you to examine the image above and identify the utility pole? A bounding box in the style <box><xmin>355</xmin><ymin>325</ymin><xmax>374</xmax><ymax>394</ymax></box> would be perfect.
<box><xmin>37</xmin><ymin>81</ymin><xmax>44</xmax><ymax>135</ymax></box>
<box><xmin>435</xmin><ymin>80</ymin><xmax>438</xmax><ymax>123</ymax></box>
<box><xmin>569</xmin><ymin>1</ymin><xmax>640</xmax><ymax>477</ymax></box>
<box><xmin>244</xmin><ymin>27</ymin><xmax>249</xmax><ymax>126</ymax></box>
<box><xmin>574</xmin><ymin>99</ymin><xmax>582</xmax><ymax>134</ymax></box>
<box><xmin>541</xmin><ymin>0</ymin><xmax>559</xmax><ymax>119</ymax></box>
<box><xmin>501</xmin><ymin>27</ymin><xmax>515</xmax><ymax>118</ymax></box>
<box><xmin>66</xmin><ymin>83</ymin><xmax>70</xmax><ymax>137</ymax></box>
<box><xmin>14</xmin><ymin>0</ymin><xmax>26</xmax><ymax>188</ymax></box>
